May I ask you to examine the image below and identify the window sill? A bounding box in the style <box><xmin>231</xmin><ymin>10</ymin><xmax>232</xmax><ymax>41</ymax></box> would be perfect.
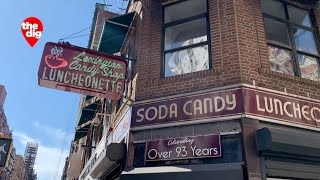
<box><xmin>155</xmin><ymin>67</ymin><xmax>222</xmax><ymax>84</ymax></box>
<box><xmin>258</xmin><ymin>67</ymin><xmax>320</xmax><ymax>86</ymax></box>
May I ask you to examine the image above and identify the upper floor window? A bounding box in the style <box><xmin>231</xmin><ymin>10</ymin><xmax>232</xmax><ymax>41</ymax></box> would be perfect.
<box><xmin>163</xmin><ymin>0</ymin><xmax>210</xmax><ymax>77</ymax></box>
<box><xmin>262</xmin><ymin>0</ymin><xmax>320</xmax><ymax>81</ymax></box>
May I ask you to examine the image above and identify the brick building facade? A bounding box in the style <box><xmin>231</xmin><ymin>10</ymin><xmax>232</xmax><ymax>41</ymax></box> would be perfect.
<box><xmin>69</xmin><ymin>0</ymin><xmax>320</xmax><ymax>179</ymax></box>
<box><xmin>11</xmin><ymin>155</ymin><xmax>27</xmax><ymax>180</ymax></box>
<box><xmin>0</xmin><ymin>85</ymin><xmax>15</xmax><ymax>180</ymax></box>
<box><xmin>126</xmin><ymin>0</ymin><xmax>320</xmax><ymax>179</ymax></box>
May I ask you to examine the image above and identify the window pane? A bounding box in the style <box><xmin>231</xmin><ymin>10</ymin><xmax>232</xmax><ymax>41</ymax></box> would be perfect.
<box><xmin>165</xmin><ymin>45</ymin><xmax>209</xmax><ymax>77</ymax></box>
<box><xmin>165</xmin><ymin>18</ymin><xmax>207</xmax><ymax>50</ymax></box>
<box><xmin>292</xmin><ymin>28</ymin><xmax>318</xmax><ymax>55</ymax></box>
<box><xmin>268</xmin><ymin>46</ymin><xmax>294</xmax><ymax>75</ymax></box>
<box><xmin>164</xmin><ymin>0</ymin><xmax>207</xmax><ymax>23</ymax></box>
<box><xmin>261</xmin><ymin>0</ymin><xmax>286</xmax><ymax>19</ymax></box>
<box><xmin>298</xmin><ymin>54</ymin><xmax>320</xmax><ymax>81</ymax></box>
<box><xmin>288</xmin><ymin>5</ymin><xmax>311</xmax><ymax>27</ymax></box>
<box><xmin>264</xmin><ymin>18</ymin><xmax>290</xmax><ymax>45</ymax></box>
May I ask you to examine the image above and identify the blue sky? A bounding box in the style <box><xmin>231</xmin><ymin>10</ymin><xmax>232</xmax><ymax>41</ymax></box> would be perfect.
<box><xmin>0</xmin><ymin>0</ymin><xmax>124</xmax><ymax>179</ymax></box>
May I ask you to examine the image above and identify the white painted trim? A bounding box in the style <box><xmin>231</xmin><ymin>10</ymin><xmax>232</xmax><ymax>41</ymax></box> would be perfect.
<box><xmin>76</xmin><ymin>121</ymin><xmax>91</xmax><ymax>130</ymax></box>
<box><xmin>244</xmin><ymin>114</ymin><xmax>320</xmax><ymax>132</ymax></box>
<box><xmin>122</xmin><ymin>166</ymin><xmax>193</xmax><ymax>174</ymax></box>
<box><xmin>122</xmin><ymin>163</ymin><xmax>243</xmax><ymax>174</ymax></box>
<box><xmin>134</xmin><ymin>83</ymin><xmax>320</xmax><ymax>105</ymax></box>
<box><xmin>97</xmin><ymin>20</ymin><xmax>106</xmax><ymax>51</ymax></box>
<box><xmin>131</xmin><ymin>114</ymin><xmax>243</xmax><ymax>131</ymax></box>
<box><xmin>113</xmin><ymin>107</ymin><xmax>132</xmax><ymax>130</ymax></box>
<box><xmin>106</xmin><ymin>20</ymin><xmax>136</xmax><ymax>29</ymax></box>
<box><xmin>132</xmin><ymin>132</ymin><xmax>240</xmax><ymax>143</ymax></box>
<box><xmin>133</xmin><ymin>83</ymin><xmax>243</xmax><ymax>105</ymax></box>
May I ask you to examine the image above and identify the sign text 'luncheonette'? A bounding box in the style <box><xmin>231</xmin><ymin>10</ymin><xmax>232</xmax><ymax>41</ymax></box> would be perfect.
<box><xmin>244</xmin><ymin>88</ymin><xmax>320</xmax><ymax>127</ymax></box>
<box><xmin>38</xmin><ymin>42</ymin><xmax>127</xmax><ymax>100</ymax></box>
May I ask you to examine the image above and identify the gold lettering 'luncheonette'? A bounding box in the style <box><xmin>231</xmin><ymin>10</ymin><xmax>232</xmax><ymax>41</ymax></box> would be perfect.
<box><xmin>41</xmin><ymin>67</ymin><xmax>123</xmax><ymax>93</ymax></box>
<box><xmin>255</xmin><ymin>94</ymin><xmax>320</xmax><ymax>123</ymax></box>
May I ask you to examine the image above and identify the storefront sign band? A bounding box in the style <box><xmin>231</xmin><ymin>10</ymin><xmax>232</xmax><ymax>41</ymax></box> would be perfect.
<box><xmin>132</xmin><ymin>87</ymin><xmax>320</xmax><ymax>129</ymax></box>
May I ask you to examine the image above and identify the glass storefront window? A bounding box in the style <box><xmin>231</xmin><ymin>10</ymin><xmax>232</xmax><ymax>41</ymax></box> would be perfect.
<box><xmin>262</xmin><ymin>0</ymin><xmax>320</xmax><ymax>81</ymax></box>
<box><xmin>164</xmin><ymin>0</ymin><xmax>207</xmax><ymax>23</ymax></box>
<box><xmin>292</xmin><ymin>28</ymin><xmax>318</xmax><ymax>55</ymax></box>
<box><xmin>165</xmin><ymin>18</ymin><xmax>207</xmax><ymax>50</ymax></box>
<box><xmin>261</xmin><ymin>0</ymin><xmax>286</xmax><ymax>19</ymax></box>
<box><xmin>264</xmin><ymin>18</ymin><xmax>290</xmax><ymax>46</ymax></box>
<box><xmin>288</xmin><ymin>5</ymin><xmax>311</xmax><ymax>27</ymax></box>
<box><xmin>163</xmin><ymin>0</ymin><xmax>210</xmax><ymax>77</ymax></box>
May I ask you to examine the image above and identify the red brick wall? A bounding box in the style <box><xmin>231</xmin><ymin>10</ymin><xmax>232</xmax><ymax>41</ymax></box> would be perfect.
<box><xmin>124</xmin><ymin>1</ymin><xmax>320</xmax><ymax>179</ymax></box>
<box><xmin>237</xmin><ymin>0</ymin><xmax>320</xmax><ymax>99</ymax></box>
<box><xmin>0</xmin><ymin>85</ymin><xmax>7</xmax><ymax>106</ymax></box>
<box><xmin>128</xmin><ymin>0</ymin><xmax>320</xmax><ymax>100</ymax></box>
<box><xmin>224</xmin><ymin>1</ymin><xmax>320</xmax><ymax>178</ymax></box>
<box><xmin>131</xmin><ymin>0</ymin><xmax>242</xmax><ymax>101</ymax></box>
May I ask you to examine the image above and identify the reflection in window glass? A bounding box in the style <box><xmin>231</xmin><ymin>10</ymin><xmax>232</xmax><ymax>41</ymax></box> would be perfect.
<box><xmin>165</xmin><ymin>45</ymin><xmax>209</xmax><ymax>77</ymax></box>
<box><xmin>268</xmin><ymin>46</ymin><xmax>294</xmax><ymax>75</ymax></box>
<box><xmin>288</xmin><ymin>5</ymin><xmax>311</xmax><ymax>27</ymax></box>
<box><xmin>298</xmin><ymin>54</ymin><xmax>320</xmax><ymax>81</ymax></box>
<box><xmin>264</xmin><ymin>18</ymin><xmax>290</xmax><ymax>46</ymax></box>
<box><xmin>164</xmin><ymin>0</ymin><xmax>207</xmax><ymax>23</ymax></box>
<box><xmin>293</xmin><ymin>28</ymin><xmax>318</xmax><ymax>55</ymax></box>
<box><xmin>261</xmin><ymin>0</ymin><xmax>286</xmax><ymax>19</ymax></box>
<box><xmin>165</xmin><ymin>18</ymin><xmax>207</xmax><ymax>50</ymax></box>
